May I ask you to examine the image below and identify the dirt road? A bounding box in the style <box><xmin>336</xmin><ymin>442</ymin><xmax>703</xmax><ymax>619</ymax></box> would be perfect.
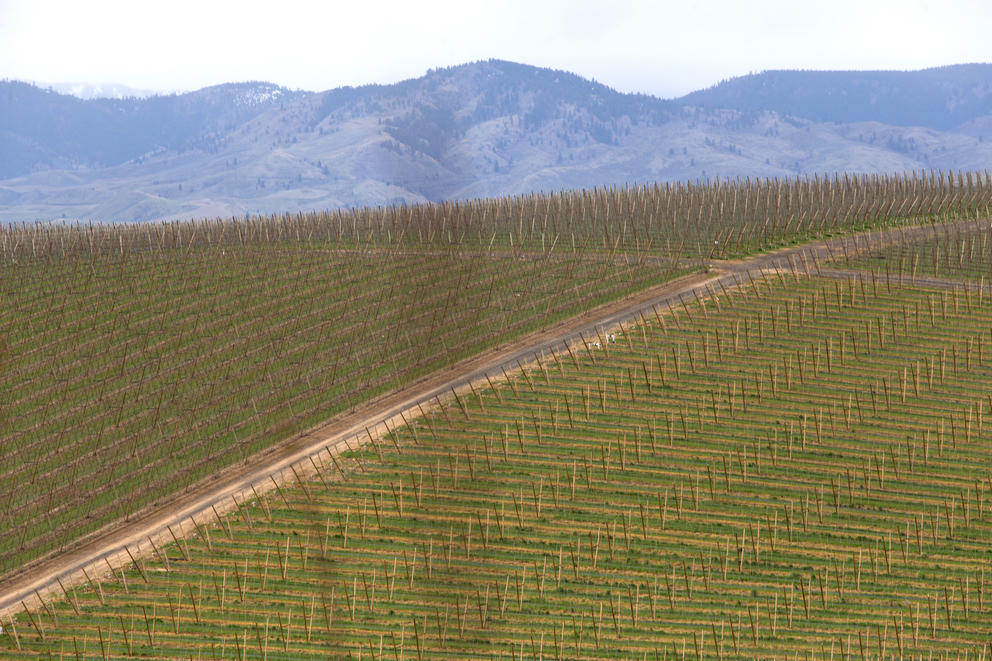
<box><xmin>0</xmin><ymin>217</ymin><xmax>984</xmax><ymax>618</ymax></box>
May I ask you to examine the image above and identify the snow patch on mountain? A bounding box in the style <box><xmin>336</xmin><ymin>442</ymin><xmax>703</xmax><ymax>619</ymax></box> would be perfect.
<box><xmin>234</xmin><ymin>83</ymin><xmax>289</xmax><ymax>107</ymax></box>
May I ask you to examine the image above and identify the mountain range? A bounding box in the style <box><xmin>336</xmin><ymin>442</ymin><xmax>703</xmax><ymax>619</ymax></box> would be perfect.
<box><xmin>2</xmin><ymin>60</ymin><xmax>992</xmax><ymax>223</ymax></box>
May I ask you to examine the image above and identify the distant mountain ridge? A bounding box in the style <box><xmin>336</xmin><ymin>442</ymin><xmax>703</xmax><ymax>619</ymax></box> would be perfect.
<box><xmin>1</xmin><ymin>60</ymin><xmax>990</xmax><ymax>223</ymax></box>
<box><xmin>679</xmin><ymin>64</ymin><xmax>992</xmax><ymax>129</ymax></box>
<box><xmin>0</xmin><ymin>81</ymin><xmax>303</xmax><ymax>178</ymax></box>
<box><xmin>37</xmin><ymin>82</ymin><xmax>166</xmax><ymax>100</ymax></box>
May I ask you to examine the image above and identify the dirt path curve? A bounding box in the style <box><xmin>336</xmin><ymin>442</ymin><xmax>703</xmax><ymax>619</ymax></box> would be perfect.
<box><xmin>0</xmin><ymin>217</ymin><xmax>985</xmax><ymax>618</ymax></box>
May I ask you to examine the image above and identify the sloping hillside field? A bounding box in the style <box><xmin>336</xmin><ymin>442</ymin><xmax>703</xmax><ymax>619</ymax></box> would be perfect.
<box><xmin>1</xmin><ymin>172</ymin><xmax>992</xmax><ymax>658</ymax></box>
<box><xmin>0</xmin><ymin>233</ymin><xmax>689</xmax><ymax>577</ymax></box>
<box><xmin>2</xmin><ymin>172</ymin><xmax>976</xmax><ymax>579</ymax></box>
<box><xmin>4</xmin><ymin>245</ymin><xmax>992</xmax><ymax>659</ymax></box>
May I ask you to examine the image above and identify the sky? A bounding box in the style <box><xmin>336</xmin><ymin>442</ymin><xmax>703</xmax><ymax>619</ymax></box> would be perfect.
<box><xmin>2</xmin><ymin>0</ymin><xmax>991</xmax><ymax>99</ymax></box>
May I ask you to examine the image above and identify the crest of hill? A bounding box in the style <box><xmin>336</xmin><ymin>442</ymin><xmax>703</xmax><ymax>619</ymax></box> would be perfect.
<box><xmin>299</xmin><ymin>59</ymin><xmax>674</xmax><ymax>165</ymax></box>
<box><xmin>679</xmin><ymin>63</ymin><xmax>992</xmax><ymax>130</ymax></box>
<box><xmin>315</xmin><ymin>59</ymin><xmax>673</xmax><ymax>127</ymax></box>
<box><xmin>0</xmin><ymin>80</ymin><xmax>304</xmax><ymax>178</ymax></box>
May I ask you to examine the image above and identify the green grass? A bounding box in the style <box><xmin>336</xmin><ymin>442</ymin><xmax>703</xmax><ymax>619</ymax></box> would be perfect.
<box><xmin>5</xmin><ymin>268</ymin><xmax>992</xmax><ymax>659</ymax></box>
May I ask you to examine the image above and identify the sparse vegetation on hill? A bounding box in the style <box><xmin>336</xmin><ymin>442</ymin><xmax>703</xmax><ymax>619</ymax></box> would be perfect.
<box><xmin>680</xmin><ymin>64</ymin><xmax>992</xmax><ymax>130</ymax></box>
<box><xmin>5</xmin><ymin>61</ymin><xmax>992</xmax><ymax>222</ymax></box>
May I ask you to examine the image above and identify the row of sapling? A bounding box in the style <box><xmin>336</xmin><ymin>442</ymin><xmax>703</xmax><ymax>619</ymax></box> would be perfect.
<box><xmin>2</xmin><ymin>170</ymin><xmax>990</xmax><ymax>264</ymax></box>
<box><xmin>3</xmin><ymin>171</ymin><xmax>988</xmax><ymax>572</ymax></box>
<box><xmin>6</xmin><ymin>306</ymin><xmax>992</xmax><ymax>656</ymax></box>
<box><xmin>0</xmin><ymin>219</ymin><xmax>682</xmax><ymax>575</ymax></box>
<box><xmin>841</xmin><ymin>217</ymin><xmax>992</xmax><ymax>281</ymax></box>
<box><xmin>5</xmin><ymin>193</ymin><xmax>992</xmax><ymax>655</ymax></box>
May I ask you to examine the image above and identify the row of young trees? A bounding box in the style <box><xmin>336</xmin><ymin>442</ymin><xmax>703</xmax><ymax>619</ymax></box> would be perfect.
<box><xmin>1</xmin><ymin>169</ymin><xmax>990</xmax><ymax>261</ymax></box>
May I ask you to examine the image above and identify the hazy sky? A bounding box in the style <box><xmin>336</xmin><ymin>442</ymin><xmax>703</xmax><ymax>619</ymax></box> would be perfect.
<box><xmin>2</xmin><ymin>0</ymin><xmax>990</xmax><ymax>98</ymax></box>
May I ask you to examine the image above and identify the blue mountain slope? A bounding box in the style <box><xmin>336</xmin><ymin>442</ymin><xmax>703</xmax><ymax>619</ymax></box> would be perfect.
<box><xmin>0</xmin><ymin>81</ymin><xmax>303</xmax><ymax>178</ymax></box>
<box><xmin>678</xmin><ymin>64</ymin><xmax>992</xmax><ymax>129</ymax></box>
<box><xmin>1</xmin><ymin>60</ymin><xmax>990</xmax><ymax>222</ymax></box>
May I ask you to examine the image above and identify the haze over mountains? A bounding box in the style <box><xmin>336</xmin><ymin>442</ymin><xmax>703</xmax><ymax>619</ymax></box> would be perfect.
<box><xmin>2</xmin><ymin>60</ymin><xmax>992</xmax><ymax>223</ymax></box>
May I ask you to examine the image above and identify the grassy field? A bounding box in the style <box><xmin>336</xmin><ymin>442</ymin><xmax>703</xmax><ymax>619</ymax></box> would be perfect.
<box><xmin>4</xmin><ymin>256</ymin><xmax>992</xmax><ymax>658</ymax></box>
<box><xmin>3</xmin><ymin>171</ymin><xmax>985</xmax><ymax>578</ymax></box>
